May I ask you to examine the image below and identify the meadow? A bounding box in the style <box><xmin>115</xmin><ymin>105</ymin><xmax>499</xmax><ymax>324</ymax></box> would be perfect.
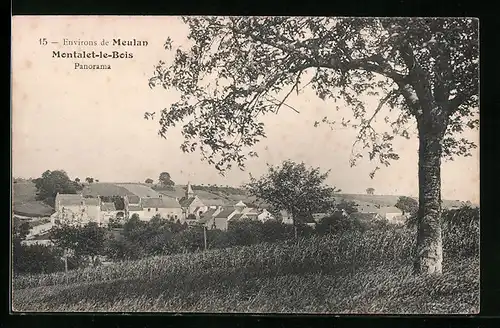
<box><xmin>12</xmin><ymin>181</ymin><xmax>54</xmax><ymax>217</ymax></box>
<box><xmin>12</xmin><ymin>223</ymin><xmax>479</xmax><ymax>314</ymax></box>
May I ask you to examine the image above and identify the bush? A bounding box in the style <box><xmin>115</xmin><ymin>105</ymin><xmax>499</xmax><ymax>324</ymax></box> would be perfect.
<box><xmin>55</xmin><ymin>204</ymin><xmax>480</xmax><ymax>267</ymax></box>
<box><xmin>13</xmin><ymin>243</ymin><xmax>71</xmax><ymax>275</ymax></box>
<box><xmin>260</xmin><ymin>220</ymin><xmax>294</xmax><ymax>242</ymax></box>
<box><xmin>442</xmin><ymin>206</ymin><xmax>479</xmax><ymax>258</ymax></box>
<box><xmin>207</xmin><ymin>229</ymin><xmax>233</xmax><ymax>249</ymax></box>
<box><xmin>173</xmin><ymin>227</ymin><xmax>205</xmax><ymax>253</ymax></box>
<box><xmin>316</xmin><ymin>212</ymin><xmax>367</xmax><ymax>235</ymax></box>
<box><xmin>404</xmin><ymin>205</ymin><xmax>479</xmax><ymax>258</ymax></box>
<box><xmin>104</xmin><ymin>237</ymin><xmax>145</xmax><ymax>261</ymax></box>
<box><xmin>227</xmin><ymin>220</ymin><xmax>265</xmax><ymax>246</ymax></box>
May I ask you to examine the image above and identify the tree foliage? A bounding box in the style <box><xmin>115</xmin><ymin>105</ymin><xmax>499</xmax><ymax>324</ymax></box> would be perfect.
<box><xmin>366</xmin><ymin>188</ymin><xmax>375</xmax><ymax>195</ymax></box>
<box><xmin>395</xmin><ymin>196</ymin><xmax>419</xmax><ymax>215</ymax></box>
<box><xmin>50</xmin><ymin>222</ymin><xmax>108</xmax><ymax>266</ymax></box>
<box><xmin>245</xmin><ymin>160</ymin><xmax>338</xmax><ymax>225</ymax></box>
<box><xmin>33</xmin><ymin>170</ymin><xmax>79</xmax><ymax>207</ymax></box>
<box><xmin>13</xmin><ymin>218</ymin><xmax>31</xmax><ymax>242</ymax></box>
<box><xmin>13</xmin><ymin>244</ymin><xmax>67</xmax><ymax>275</ymax></box>
<box><xmin>158</xmin><ymin>172</ymin><xmax>175</xmax><ymax>187</ymax></box>
<box><xmin>100</xmin><ymin>195</ymin><xmax>126</xmax><ymax>210</ymax></box>
<box><xmin>145</xmin><ymin>178</ymin><xmax>154</xmax><ymax>184</ymax></box>
<box><xmin>336</xmin><ymin>200</ymin><xmax>359</xmax><ymax>215</ymax></box>
<box><xmin>148</xmin><ymin>17</ymin><xmax>478</xmax><ymax>175</ymax></box>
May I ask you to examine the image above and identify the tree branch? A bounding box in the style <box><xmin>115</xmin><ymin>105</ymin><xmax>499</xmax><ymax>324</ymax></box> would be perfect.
<box><xmin>448</xmin><ymin>91</ymin><xmax>475</xmax><ymax>114</ymax></box>
<box><xmin>229</xmin><ymin>21</ymin><xmax>408</xmax><ymax>85</ymax></box>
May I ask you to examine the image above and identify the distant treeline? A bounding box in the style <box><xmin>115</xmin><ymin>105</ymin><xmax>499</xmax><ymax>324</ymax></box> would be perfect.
<box><xmin>190</xmin><ymin>184</ymin><xmax>247</xmax><ymax>195</ymax></box>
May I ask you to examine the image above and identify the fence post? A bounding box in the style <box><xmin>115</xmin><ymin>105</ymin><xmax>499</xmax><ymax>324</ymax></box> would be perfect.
<box><xmin>203</xmin><ymin>225</ymin><xmax>207</xmax><ymax>251</ymax></box>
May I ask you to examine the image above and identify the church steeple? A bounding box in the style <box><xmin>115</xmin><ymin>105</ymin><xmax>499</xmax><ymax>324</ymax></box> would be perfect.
<box><xmin>186</xmin><ymin>181</ymin><xmax>194</xmax><ymax>198</ymax></box>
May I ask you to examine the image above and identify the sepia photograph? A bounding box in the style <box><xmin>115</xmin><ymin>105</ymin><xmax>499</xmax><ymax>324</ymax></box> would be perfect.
<box><xmin>11</xmin><ymin>16</ymin><xmax>479</xmax><ymax>314</ymax></box>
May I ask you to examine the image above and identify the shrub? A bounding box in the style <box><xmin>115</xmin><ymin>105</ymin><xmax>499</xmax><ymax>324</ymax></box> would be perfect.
<box><xmin>260</xmin><ymin>220</ymin><xmax>294</xmax><ymax>243</ymax></box>
<box><xmin>227</xmin><ymin>220</ymin><xmax>264</xmax><ymax>246</ymax></box>
<box><xmin>207</xmin><ymin>229</ymin><xmax>233</xmax><ymax>249</ymax></box>
<box><xmin>442</xmin><ymin>206</ymin><xmax>479</xmax><ymax>258</ymax></box>
<box><xmin>13</xmin><ymin>243</ymin><xmax>69</xmax><ymax>275</ymax></box>
<box><xmin>104</xmin><ymin>237</ymin><xmax>145</xmax><ymax>261</ymax></box>
<box><xmin>316</xmin><ymin>212</ymin><xmax>367</xmax><ymax>235</ymax></box>
<box><xmin>173</xmin><ymin>227</ymin><xmax>205</xmax><ymax>253</ymax></box>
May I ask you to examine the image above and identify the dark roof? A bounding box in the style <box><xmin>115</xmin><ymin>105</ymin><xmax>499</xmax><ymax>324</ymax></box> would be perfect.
<box><xmin>242</xmin><ymin>213</ymin><xmax>258</xmax><ymax>220</ymax></box>
<box><xmin>127</xmin><ymin>195</ymin><xmax>140</xmax><ymax>204</ymax></box>
<box><xmin>30</xmin><ymin>231</ymin><xmax>53</xmax><ymax>240</ymax></box>
<box><xmin>231</xmin><ymin>213</ymin><xmax>243</xmax><ymax>221</ymax></box>
<box><xmin>198</xmin><ymin>215</ymin><xmax>214</xmax><ymax>224</ymax></box>
<box><xmin>201</xmin><ymin>198</ymin><xmax>227</xmax><ymax>206</ymax></box>
<box><xmin>57</xmin><ymin>196</ymin><xmax>99</xmax><ymax>206</ymax></box>
<box><xmin>142</xmin><ymin>197</ymin><xmax>181</xmax><ymax>208</ymax></box>
<box><xmin>101</xmin><ymin>202</ymin><xmax>117</xmax><ymax>211</ymax></box>
<box><xmin>85</xmin><ymin>198</ymin><xmax>100</xmax><ymax>206</ymax></box>
<box><xmin>179</xmin><ymin>197</ymin><xmax>197</xmax><ymax>208</ymax></box>
<box><xmin>115</xmin><ymin>183</ymin><xmax>161</xmax><ymax>198</ymax></box>
<box><xmin>215</xmin><ymin>208</ymin><xmax>236</xmax><ymax>219</ymax></box>
<box><xmin>201</xmin><ymin>208</ymin><xmax>217</xmax><ymax>218</ymax></box>
<box><xmin>82</xmin><ymin>183</ymin><xmax>132</xmax><ymax>197</ymax></box>
<box><xmin>376</xmin><ymin>206</ymin><xmax>403</xmax><ymax>215</ymax></box>
<box><xmin>312</xmin><ymin>213</ymin><xmax>330</xmax><ymax>220</ymax></box>
<box><xmin>350</xmin><ymin>212</ymin><xmax>381</xmax><ymax>221</ymax></box>
<box><xmin>57</xmin><ymin>194</ymin><xmax>84</xmax><ymax>206</ymax></box>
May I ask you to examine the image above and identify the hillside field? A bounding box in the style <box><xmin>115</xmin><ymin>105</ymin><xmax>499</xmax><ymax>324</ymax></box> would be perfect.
<box><xmin>12</xmin><ymin>181</ymin><xmax>469</xmax><ymax>218</ymax></box>
<box><xmin>12</xmin><ymin>182</ymin><xmax>54</xmax><ymax>217</ymax></box>
<box><xmin>12</xmin><ymin>227</ymin><xmax>479</xmax><ymax>313</ymax></box>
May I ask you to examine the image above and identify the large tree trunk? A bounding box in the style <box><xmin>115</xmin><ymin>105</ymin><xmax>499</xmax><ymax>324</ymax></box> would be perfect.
<box><xmin>414</xmin><ymin>126</ymin><xmax>444</xmax><ymax>275</ymax></box>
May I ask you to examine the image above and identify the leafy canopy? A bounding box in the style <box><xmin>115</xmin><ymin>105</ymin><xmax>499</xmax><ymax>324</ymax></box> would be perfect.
<box><xmin>148</xmin><ymin>17</ymin><xmax>478</xmax><ymax>175</ymax></box>
<box><xmin>50</xmin><ymin>222</ymin><xmax>107</xmax><ymax>260</ymax></box>
<box><xmin>33</xmin><ymin>170</ymin><xmax>80</xmax><ymax>206</ymax></box>
<box><xmin>395</xmin><ymin>196</ymin><xmax>419</xmax><ymax>215</ymax></box>
<box><xmin>245</xmin><ymin>160</ymin><xmax>338</xmax><ymax>223</ymax></box>
<box><xmin>159</xmin><ymin>172</ymin><xmax>175</xmax><ymax>187</ymax></box>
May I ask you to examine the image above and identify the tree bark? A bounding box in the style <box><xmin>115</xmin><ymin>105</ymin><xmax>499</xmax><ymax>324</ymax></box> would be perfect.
<box><xmin>414</xmin><ymin>126</ymin><xmax>444</xmax><ymax>275</ymax></box>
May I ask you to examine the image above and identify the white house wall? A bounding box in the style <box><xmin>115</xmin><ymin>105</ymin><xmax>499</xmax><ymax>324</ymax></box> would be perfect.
<box><xmin>213</xmin><ymin>217</ymin><xmax>229</xmax><ymax>230</ymax></box>
<box><xmin>141</xmin><ymin>207</ymin><xmax>183</xmax><ymax>221</ymax></box>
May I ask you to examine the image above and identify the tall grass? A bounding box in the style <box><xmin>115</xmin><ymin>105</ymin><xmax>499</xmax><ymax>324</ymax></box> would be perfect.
<box><xmin>12</xmin><ymin>215</ymin><xmax>479</xmax><ymax>313</ymax></box>
<box><xmin>13</xmin><ymin>224</ymin><xmax>476</xmax><ymax>288</ymax></box>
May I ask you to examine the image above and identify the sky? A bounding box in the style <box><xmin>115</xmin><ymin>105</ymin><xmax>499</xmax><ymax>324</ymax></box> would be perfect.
<box><xmin>11</xmin><ymin>16</ymin><xmax>479</xmax><ymax>203</ymax></box>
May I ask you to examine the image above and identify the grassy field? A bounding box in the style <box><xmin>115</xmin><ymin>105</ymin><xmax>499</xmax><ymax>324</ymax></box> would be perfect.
<box><xmin>12</xmin><ymin>179</ymin><xmax>469</xmax><ymax>217</ymax></box>
<box><xmin>12</xmin><ymin>182</ymin><xmax>54</xmax><ymax>217</ymax></box>
<box><xmin>12</xmin><ymin>227</ymin><xmax>479</xmax><ymax>313</ymax></box>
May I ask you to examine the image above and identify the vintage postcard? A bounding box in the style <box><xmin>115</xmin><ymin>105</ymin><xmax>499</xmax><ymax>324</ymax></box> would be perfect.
<box><xmin>11</xmin><ymin>16</ymin><xmax>479</xmax><ymax>313</ymax></box>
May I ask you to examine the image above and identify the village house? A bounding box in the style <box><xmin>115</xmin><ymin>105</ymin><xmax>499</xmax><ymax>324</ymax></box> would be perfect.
<box><xmin>53</xmin><ymin>193</ymin><xmax>102</xmax><ymax>226</ymax></box>
<box><xmin>179</xmin><ymin>182</ymin><xmax>209</xmax><ymax>219</ymax></box>
<box><xmin>141</xmin><ymin>195</ymin><xmax>183</xmax><ymax>221</ymax></box>
<box><xmin>124</xmin><ymin>195</ymin><xmax>142</xmax><ymax>219</ymax></box>
<box><xmin>209</xmin><ymin>201</ymin><xmax>276</xmax><ymax>230</ymax></box>
<box><xmin>213</xmin><ymin>208</ymin><xmax>241</xmax><ymax>230</ymax></box>
<box><xmin>239</xmin><ymin>208</ymin><xmax>274</xmax><ymax>222</ymax></box>
<box><xmin>233</xmin><ymin>200</ymin><xmax>247</xmax><ymax>212</ymax></box>
<box><xmin>196</xmin><ymin>206</ymin><xmax>222</xmax><ymax>228</ymax></box>
<box><xmin>100</xmin><ymin>202</ymin><xmax>123</xmax><ymax>225</ymax></box>
<box><xmin>350</xmin><ymin>212</ymin><xmax>383</xmax><ymax>223</ymax></box>
<box><xmin>279</xmin><ymin>210</ymin><xmax>294</xmax><ymax>224</ymax></box>
<box><xmin>376</xmin><ymin>206</ymin><xmax>405</xmax><ymax>224</ymax></box>
<box><xmin>21</xmin><ymin>231</ymin><xmax>54</xmax><ymax>246</ymax></box>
